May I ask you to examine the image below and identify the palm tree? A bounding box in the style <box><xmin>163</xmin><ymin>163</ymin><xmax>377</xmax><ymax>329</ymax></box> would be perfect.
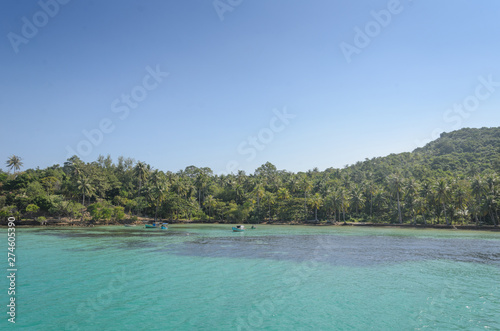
<box><xmin>326</xmin><ymin>191</ymin><xmax>342</xmax><ymax>222</ymax></box>
<box><xmin>419</xmin><ymin>181</ymin><xmax>433</xmax><ymax>225</ymax></box>
<box><xmin>471</xmin><ymin>176</ymin><xmax>485</xmax><ymax>225</ymax></box>
<box><xmin>454</xmin><ymin>182</ymin><xmax>469</xmax><ymax>224</ymax></box>
<box><xmin>388</xmin><ymin>174</ymin><xmax>404</xmax><ymax>224</ymax></box>
<box><xmin>434</xmin><ymin>179</ymin><xmax>450</xmax><ymax>225</ymax></box>
<box><xmin>288</xmin><ymin>175</ymin><xmax>300</xmax><ymax>195</ymax></box>
<box><xmin>6</xmin><ymin>155</ymin><xmax>23</xmax><ymax>175</ymax></box>
<box><xmin>485</xmin><ymin>174</ymin><xmax>498</xmax><ymax>194</ymax></box>
<box><xmin>195</xmin><ymin>172</ymin><xmax>209</xmax><ymax>206</ymax></box>
<box><xmin>308</xmin><ymin>193</ymin><xmax>323</xmax><ymax>221</ymax></box>
<box><xmin>148</xmin><ymin>170</ymin><xmax>168</xmax><ymax>222</ymax></box>
<box><xmin>134</xmin><ymin>161</ymin><xmax>149</xmax><ymax>196</ymax></box>
<box><xmin>134</xmin><ymin>161</ymin><xmax>149</xmax><ymax>214</ymax></box>
<box><xmin>277</xmin><ymin>187</ymin><xmax>290</xmax><ymax>201</ymax></box>
<box><xmin>337</xmin><ymin>187</ymin><xmax>350</xmax><ymax>223</ymax></box>
<box><xmin>372</xmin><ymin>188</ymin><xmax>386</xmax><ymax>222</ymax></box>
<box><xmin>277</xmin><ymin>187</ymin><xmax>290</xmax><ymax>220</ymax></box>
<box><xmin>262</xmin><ymin>191</ymin><xmax>276</xmax><ymax>222</ymax></box>
<box><xmin>252</xmin><ymin>182</ymin><xmax>265</xmax><ymax>217</ymax></box>
<box><xmin>204</xmin><ymin>195</ymin><xmax>216</xmax><ymax>221</ymax></box>
<box><xmin>363</xmin><ymin>180</ymin><xmax>376</xmax><ymax>219</ymax></box>
<box><xmin>414</xmin><ymin>196</ymin><xmax>426</xmax><ymax>225</ymax></box>
<box><xmin>405</xmin><ymin>178</ymin><xmax>419</xmax><ymax>224</ymax></box>
<box><xmin>77</xmin><ymin>175</ymin><xmax>94</xmax><ymax>206</ymax></box>
<box><xmin>234</xmin><ymin>183</ymin><xmax>246</xmax><ymax>204</ymax></box>
<box><xmin>482</xmin><ymin>194</ymin><xmax>498</xmax><ymax>226</ymax></box>
<box><xmin>300</xmin><ymin>176</ymin><xmax>312</xmax><ymax>220</ymax></box>
<box><xmin>350</xmin><ymin>185</ymin><xmax>364</xmax><ymax>217</ymax></box>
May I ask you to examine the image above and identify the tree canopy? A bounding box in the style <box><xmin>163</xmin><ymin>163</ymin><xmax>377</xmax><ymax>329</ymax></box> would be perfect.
<box><xmin>1</xmin><ymin>127</ymin><xmax>499</xmax><ymax>226</ymax></box>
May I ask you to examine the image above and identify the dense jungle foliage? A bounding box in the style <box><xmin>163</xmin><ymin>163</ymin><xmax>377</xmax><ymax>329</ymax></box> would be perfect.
<box><xmin>1</xmin><ymin>127</ymin><xmax>499</xmax><ymax>225</ymax></box>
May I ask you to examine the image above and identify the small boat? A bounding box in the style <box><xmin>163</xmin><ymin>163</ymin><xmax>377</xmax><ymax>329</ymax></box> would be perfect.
<box><xmin>145</xmin><ymin>224</ymin><xmax>156</xmax><ymax>228</ymax></box>
<box><xmin>160</xmin><ymin>223</ymin><xmax>168</xmax><ymax>230</ymax></box>
<box><xmin>251</xmin><ymin>225</ymin><xmax>256</xmax><ymax>229</ymax></box>
<box><xmin>232</xmin><ymin>225</ymin><xmax>245</xmax><ymax>232</ymax></box>
<box><xmin>124</xmin><ymin>224</ymin><xmax>136</xmax><ymax>227</ymax></box>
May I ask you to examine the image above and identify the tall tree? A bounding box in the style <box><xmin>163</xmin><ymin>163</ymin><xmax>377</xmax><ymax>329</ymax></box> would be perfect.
<box><xmin>363</xmin><ymin>180</ymin><xmax>376</xmax><ymax>219</ymax></box>
<box><xmin>134</xmin><ymin>161</ymin><xmax>149</xmax><ymax>196</ymax></box>
<box><xmin>434</xmin><ymin>179</ymin><xmax>450</xmax><ymax>225</ymax></box>
<box><xmin>6</xmin><ymin>155</ymin><xmax>23</xmax><ymax>175</ymax></box>
<box><xmin>262</xmin><ymin>191</ymin><xmax>276</xmax><ymax>222</ymax></box>
<box><xmin>471</xmin><ymin>175</ymin><xmax>485</xmax><ymax>225</ymax></box>
<box><xmin>300</xmin><ymin>175</ymin><xmax>312</xmax><ymax>220</ymax></box>
<box><xmin>147</xmin><ymin>170</ymin><xmax>168</xmax><ymax>222</ymax></box>
<box><xmin>77</xmin><ymin>175</ymin><xmax>94</xmax><ymax>206</ymax></box>
<box><xmin>337</xmin><ymin>187</ymin><xmax>350</xmax><ymax>223</ymax></box>
<box><xmin>204</xmin><ymin>195</ymin><xmax>216</xmax><ymax>221</ymax></box>
<box><xmin>134</xmin><ymin>161</ymin><xmax>149</xmax><ymax>214</ymax></box>
<box><xmin>309</xmin><ymin>193</ymin><xmax>323</xmax><ymax>221</ymax></box>
<box><xmin>350</xmin><ymin>185</ymin><xmax>364</xmax><ymax>217</ymax></box>
<box><xmin>388</xmin><ymin>174</ymin><xmax>404</xmax><ymax>224</ymax></box>
<box><xmin>252</xmin><ymin>182</ymin><xmax>265</xmax><ymax>217</ymax></box>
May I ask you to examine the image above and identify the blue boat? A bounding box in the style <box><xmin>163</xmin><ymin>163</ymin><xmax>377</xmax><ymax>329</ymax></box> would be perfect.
<box><xmin>232</xmin><ymin>225</ymin><xmax>245</xmax><ymax>232</ymax></box>
<box><xmin>160</xmin><ymin>223</ymin><xmax>168</xmax><ymax>230</ymax></box>
<box><xmin>145</xmin><ymin>224</ymin><xmax>156</xmax><ymax>228</ymax></box>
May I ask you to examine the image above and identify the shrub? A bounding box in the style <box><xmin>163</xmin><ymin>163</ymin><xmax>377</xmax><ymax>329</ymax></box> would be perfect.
<box><xmin>113</xmin><ymin>206</ymin><xmax>125</xmax><ymax>221</ymax></box>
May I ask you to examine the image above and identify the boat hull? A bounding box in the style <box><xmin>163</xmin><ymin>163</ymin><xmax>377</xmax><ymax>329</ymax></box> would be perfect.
<box><xmin>232</xmin><ymin>227</ymin><xmax>244</xmax><ymax>232</ymax></box>
<box><xmin>145</xmin><ymin>225</ymin><xmax>156</xmax><ymax>228</ymax></box>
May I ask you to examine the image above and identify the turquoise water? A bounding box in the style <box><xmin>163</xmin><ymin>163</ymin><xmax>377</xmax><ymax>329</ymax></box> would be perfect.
<box><xmin>2</xmin><ymin>225</ymin><xmax>499</xmax><ymax>330</ymax></box>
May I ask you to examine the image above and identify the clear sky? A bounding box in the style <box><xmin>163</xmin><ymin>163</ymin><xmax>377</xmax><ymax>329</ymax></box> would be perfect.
<box><xmin>1</xmin><ymin>0</ymin><xmax>499</xmax><ymax>174</ymax></box>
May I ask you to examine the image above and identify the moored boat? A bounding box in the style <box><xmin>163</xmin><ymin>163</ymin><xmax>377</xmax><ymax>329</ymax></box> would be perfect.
<box><xmin>232</xmin><ymin>225</ymin><xmax>245</xmax><ymax>232</ymax></box>
<box><xmin>124</xmin><ymin>224</ymin><xmax>136</xmax><ymax>227</ymax></box>
<box><xmin>145</xmin><ymin>224</ymin><xmax>156</xmax><ymax>228</ymax></box>
<box><xmin>160</xmin><ymin>223</ymin><xmax>168</xmax><ymax>230</ymax></box>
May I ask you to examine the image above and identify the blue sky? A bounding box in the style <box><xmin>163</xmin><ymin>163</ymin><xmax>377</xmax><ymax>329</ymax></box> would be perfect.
<box><xmin>1</xmin><ymin>0</ymin><xmax>499</xmax><ymax>174</ymax></box>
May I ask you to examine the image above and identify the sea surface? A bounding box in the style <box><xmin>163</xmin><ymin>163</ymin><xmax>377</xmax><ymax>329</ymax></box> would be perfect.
<box><xmin>2</xmin><ymin>224</ymin><xmax>499</xmax><ymax>330</ymax></box>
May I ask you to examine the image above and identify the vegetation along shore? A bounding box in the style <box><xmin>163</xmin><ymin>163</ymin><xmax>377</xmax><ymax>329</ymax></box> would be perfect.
<box><xmin>1</xmin><ymin>127</ymin><xmax>499</xmax><ymax>229</ymax></box>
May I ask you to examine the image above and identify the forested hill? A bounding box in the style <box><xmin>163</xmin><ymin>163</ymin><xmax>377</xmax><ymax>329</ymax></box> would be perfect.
<box><xmin>1</xmin><ymin>127</ymin><xmax>499</xmax><ymax>226</ymax></box>
<box><xmin>414</xmin><ymin>127</ymin><xmax>500</xmax><ymax>157</ymax></box>
<box><xmin>344</xmin><ymin>127</ymin><xmax>500</xmax><ymax>183</ymax></box>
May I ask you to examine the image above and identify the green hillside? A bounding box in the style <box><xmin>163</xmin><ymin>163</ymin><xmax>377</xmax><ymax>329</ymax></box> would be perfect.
<box><xmin>1</xmin><ymin>127</ymin><xmax>499</xmax><ymax>226</ymax></box>
<box><xmin>414</xmin><ymin>127</ymin><xmax>500</xmax><ymax>172</ymax></box>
